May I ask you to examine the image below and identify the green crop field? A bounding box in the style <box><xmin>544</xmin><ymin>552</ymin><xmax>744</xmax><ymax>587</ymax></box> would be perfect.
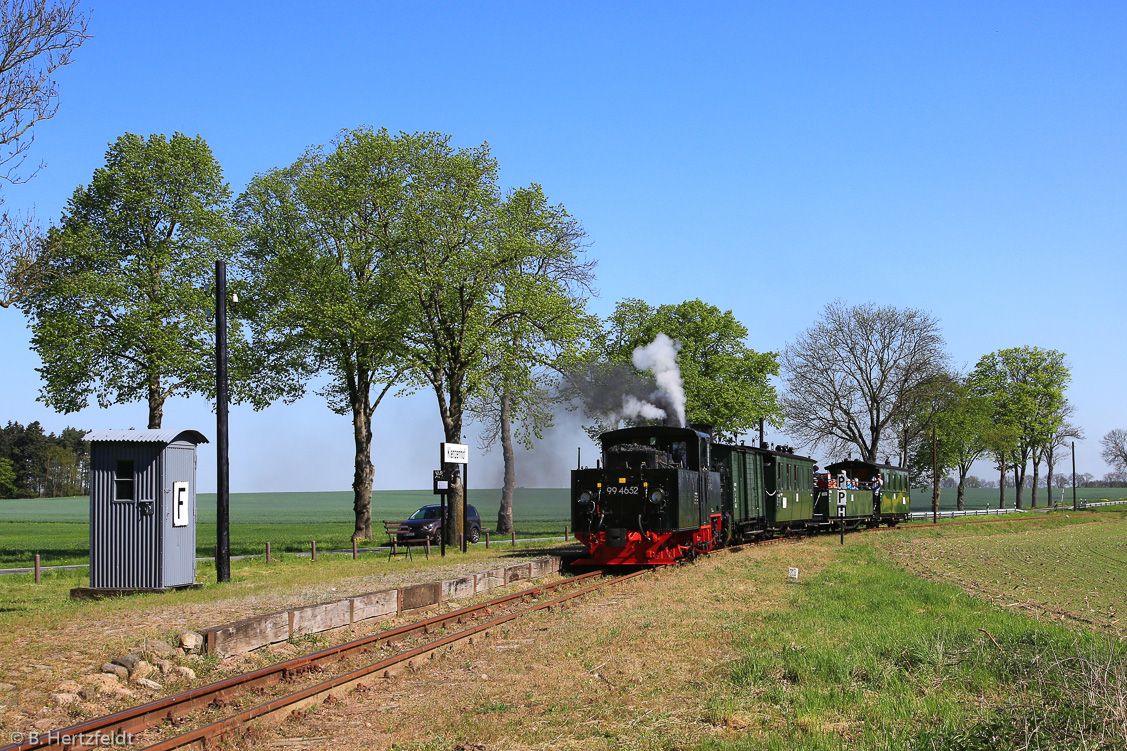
<box><xmin>0</xmin><ymin>488</ymin><xmax>572</xmax><ymax>566</ymax></box>
<box><xmin>4</xmin><ymin>485</ymin><xmax>1125</xmax><ymax>568</ymax></box>
<box><xmin>897</xmin><ymin>510</ymin><xmax>1127</xmax><ymax>635</ymax></box>
<box><xmin>908</xmin><ymin>486</ymin><xmax>1127</xmax><ymax>511</ymax></box>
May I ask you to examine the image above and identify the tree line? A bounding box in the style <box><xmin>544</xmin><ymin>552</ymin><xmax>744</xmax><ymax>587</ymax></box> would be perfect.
<box><xmin>0</xmin><ymin>420</ymin><xmax>88</xmax><ymax>498</ymax></box>
<box><xmin>779</xmin><ymin>301</ymin><xmax>1126</xmax><ymax>512</ymax></box>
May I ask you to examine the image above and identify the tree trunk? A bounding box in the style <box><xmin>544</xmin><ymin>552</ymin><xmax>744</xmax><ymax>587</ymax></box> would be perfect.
<box><xmin>1046</xmin><ymin>456</ymin><xmax>1056</xmax><ymax>506</ymax></box>
<box><xmin>496</xmin><ymin>390</ymin><xmax>515</xmax><ymax>535</ymax></box>
<box><xmin>351</xmin><ymin>394</ymin><xmax>374</xmax><ymax>542</ymax></box>
<box><xmin>1014</xmin><ymin>464</ymin><xmax>1024</xmax><ymax>510</ymax></box>
<box><xmin>439</xmin><ymin>383</ymin><xmax>465</xmax><ymax>549</ymax></box>
<box><xmin>1031</xmin><ymin>460</ymin><xmax>1040</xmax><ymax>508</ymax></box>
<box><xmin>998</xmin><ymin>456</ymin><xmax>1006</xmax><ymax>509</ymax></box>
<box><xmin>147</xmin><ymin>374</ymin><xmax>164</xmax><ymax>429</ymax></box>
<box><xmin>956</xmin><ymin>474</ymin><xmax>966</xmax><ymax>511</ymax></box>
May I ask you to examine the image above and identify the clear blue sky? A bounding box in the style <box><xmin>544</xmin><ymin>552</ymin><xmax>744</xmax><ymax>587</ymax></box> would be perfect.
<box><xmin>2</xmin><ymin>1</ymin><xmax>1123</xmax><ymax>491</ymax></box>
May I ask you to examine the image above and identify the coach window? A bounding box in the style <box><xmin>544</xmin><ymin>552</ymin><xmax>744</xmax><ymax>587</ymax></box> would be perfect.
<box><xmin>114</xmin><ymin>459</ymin><xmax>134</xmax><ymax>501</ymax></box>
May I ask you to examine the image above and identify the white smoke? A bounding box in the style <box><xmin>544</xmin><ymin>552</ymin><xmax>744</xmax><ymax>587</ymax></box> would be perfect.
<box><xmin>631</xmin><ymin>333</ymin><xmax>687</xmax><ymax>428</ymax></box>
<box><xmin>621</xmin><ymin>394</ymin><xmax>667</xmax><ymax>422</ymax></box>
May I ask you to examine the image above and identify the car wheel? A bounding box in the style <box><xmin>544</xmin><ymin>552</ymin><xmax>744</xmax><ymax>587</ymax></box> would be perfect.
<box><xmin>468</xmin><ymin>526</ymin><xmax>481</xmax><ymax>544</ymax></box>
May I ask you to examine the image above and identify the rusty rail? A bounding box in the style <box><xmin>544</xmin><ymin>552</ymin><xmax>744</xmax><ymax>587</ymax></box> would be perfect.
<box><xmin>2</xmin><ymin>571</ymin><xmax>614</xmax><ymax>751</ymax></box>
<box><xmin>143</xmin><ymin>570</ymin><xmax>647</xmax><ymax>750</ymax></box>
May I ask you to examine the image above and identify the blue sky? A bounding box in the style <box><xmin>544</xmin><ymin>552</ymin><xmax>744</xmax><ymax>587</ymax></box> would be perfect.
<box><xmin>1</xmin><ymin>1</ymin><xmax>1123</xmax><ymax>491</ymax></box>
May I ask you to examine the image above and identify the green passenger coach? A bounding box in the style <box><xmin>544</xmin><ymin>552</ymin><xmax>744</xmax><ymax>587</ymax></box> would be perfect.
<box><xmin>712</xmin><ymin>442</ymin><xmax>818</xmax><ymax>540</ymax></box>
<box><xmin>823</xmin><ymin>459</ymin><xmax>911</xmax><ymax>526</ymax></box>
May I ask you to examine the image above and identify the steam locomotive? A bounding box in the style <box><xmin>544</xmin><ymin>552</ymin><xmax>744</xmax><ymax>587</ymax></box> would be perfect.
<box><xmin>570</xmin><ymin>425</ymin><xmax>910</xmax><ymax>566</ymax></box>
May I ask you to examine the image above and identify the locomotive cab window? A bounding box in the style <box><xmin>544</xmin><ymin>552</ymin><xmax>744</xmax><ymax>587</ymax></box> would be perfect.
<box><xmin>114</xmin><ymin>459</ymin><xmax>134</xmax><ymax>501</ymax></box>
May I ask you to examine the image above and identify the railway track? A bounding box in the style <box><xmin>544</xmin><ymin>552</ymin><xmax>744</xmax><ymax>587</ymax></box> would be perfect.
<box><xmin>3</xmin><ymin>570</ymin><xmax>647</xmax><ymax>751</ymax></box>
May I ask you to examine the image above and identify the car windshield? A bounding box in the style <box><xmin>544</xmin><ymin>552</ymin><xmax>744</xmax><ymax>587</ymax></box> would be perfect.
<box><xmin>409</xmin><ymin>507</ymin><xmax>442</xmax><ymax>520</ymax></box>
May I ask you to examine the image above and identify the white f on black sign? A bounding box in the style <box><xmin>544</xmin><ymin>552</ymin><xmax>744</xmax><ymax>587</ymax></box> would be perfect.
<box><xmin>442</xmin><ymin>442</ymin><xmax>469</xmax><ymax>464</ymax></box>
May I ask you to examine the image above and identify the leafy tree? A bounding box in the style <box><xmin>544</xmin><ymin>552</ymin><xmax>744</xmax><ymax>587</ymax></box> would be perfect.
<box><xmin>969</xmin><ymin>347</ymin><xmax>1070</xmax><ymax>510</ymax></box>
<box><xmin>0</xmin><ymin>0</ymin><xmax>88</xmax><ymax>309</ymax></box>
<box><xmin>781</xmin><ymin>300</ymin><xmax>949</xmax><ymax>462</ymax></box>
<box><xmin>23</xmin><ymin>132</ymin><xmax>239</xmax><ymax>428</ymax></box>
<box><xmin>380</xmin><ymin>133</ymin><xmax>594</xmax><ymax>547</ymax></box>
<box><xmin>469</xmin><ymin>186</ymin><xmax>596</xmax><ymax>535</ymax></box>
<box><xmin>0</xmin><ymin>420</ymin><xmax>87</xmax><ymax>497</ymax></box>
<box><xmin>576</xmin><ymin>298</ymin><xmax>780</xmax><ymax>441</ymax></box>
<box><xmin>0</xmin><ymin>456</ymin><xmax>15</xmax><ymax>497</ymax></box>
<box><xmin>237</xmin><ymin>127</ymin><xmax>412</xmax><ymax>541</ymax></box>
<box><xmin>910</xmin><ymin>383</ymin><xmax>991</xmax><ymax>510</ymax></box>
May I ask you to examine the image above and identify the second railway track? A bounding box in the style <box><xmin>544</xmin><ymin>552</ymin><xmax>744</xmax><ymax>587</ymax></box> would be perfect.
<box><xmin>4</xmin><ymin>570</ymin><xmax>647</xmax><ymax>751</ymax></box>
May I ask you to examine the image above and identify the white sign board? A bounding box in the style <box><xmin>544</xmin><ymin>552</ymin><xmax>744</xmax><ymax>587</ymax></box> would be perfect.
<box><xmin>837</xmin><ymin>490</ymin><xmax>847</xmax><ymax>517</ymax></box>
<box><xmin>442</xmin><ymin>442</ymin><xmax>469</xmax><ymax>464</ymax></box>
<box><xmin>788</xmin><ymin>567</ymin><xmax>799</xmax><ymax>580</ymax></box>
<box><xmin>173</xmin><ymin>481</ymin><xmax>189</xmax><ymax>527</ymax></box>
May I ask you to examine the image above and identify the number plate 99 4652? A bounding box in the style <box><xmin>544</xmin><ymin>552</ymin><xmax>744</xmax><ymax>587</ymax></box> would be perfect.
<box><xmin>605</xmin><ymin>486</ymin><xmax>641</xmax><ymax>495</ymax></box>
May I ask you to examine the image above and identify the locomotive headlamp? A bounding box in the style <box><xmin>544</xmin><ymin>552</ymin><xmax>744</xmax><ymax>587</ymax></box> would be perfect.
<box><xmin>578</xmin><ymin>491</ymin><xmax>593</xmax><ymax>504</ymax></box>
<box><xmin>649</xmin><ymin>489</ymin><xmax>665</xmax><ymax>505</ymax></box>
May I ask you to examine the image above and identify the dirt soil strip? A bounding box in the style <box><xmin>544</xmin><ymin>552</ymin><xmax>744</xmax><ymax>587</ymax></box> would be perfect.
<box><xmin>140</xmin><ymin>571</ymin><xmax>648</xmax><ymax>750</ymax></box>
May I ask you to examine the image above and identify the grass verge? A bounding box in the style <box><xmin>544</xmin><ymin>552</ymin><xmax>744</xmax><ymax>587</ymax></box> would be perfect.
<box><xmin>696</xmin><ymin>539</ymin><xmax>1127</xmax><ymax>751</ymax></box>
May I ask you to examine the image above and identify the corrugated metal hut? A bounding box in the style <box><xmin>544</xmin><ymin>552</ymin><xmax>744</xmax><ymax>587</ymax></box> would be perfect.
<box><xmin>85</xmin><ymin>429</ymin><xmax>208</xmax><ymax>590</ymax></box>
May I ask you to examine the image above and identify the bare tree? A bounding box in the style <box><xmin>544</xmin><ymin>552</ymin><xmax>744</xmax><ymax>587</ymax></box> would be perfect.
<box><xmin>0</xmin><ymin>0</ymin><xmax>88</xmax><ymax>184</ymax></box>
<box><xmin>781</xmin><ymin>300</ymin><xmax>949</xmax><ymax>462</ymax></box>
<box><xmin>0</xmin><ymin>206</ymin><xmax>38</xmax><ymax>307</ymax></box>
<box><xmin>0</xmin><ymin>0</ymin><xmax>88</xmax><ymax>308</ymax></box>
<box><xmin>1102</xmin><ymin>429</ymin><xmax>1127</xmax><ymax>474</ymax></box>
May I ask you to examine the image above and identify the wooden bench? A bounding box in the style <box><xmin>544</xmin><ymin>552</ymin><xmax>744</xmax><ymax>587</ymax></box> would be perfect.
<box><xmin>381</xmin><ymin>520</ymin><xmax>431</xmax><ymax>561</ymax></box>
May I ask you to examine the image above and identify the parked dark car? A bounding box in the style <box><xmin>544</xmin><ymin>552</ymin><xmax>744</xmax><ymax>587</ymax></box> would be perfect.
<box><xmin>397</xmin><ymin>504</ymin><xmax>482</xmax><ymax>544</ymax></box>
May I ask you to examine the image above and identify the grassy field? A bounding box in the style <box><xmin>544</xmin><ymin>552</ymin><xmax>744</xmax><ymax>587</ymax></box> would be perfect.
<box><xmin>207</xmin><ymin>510</ymin><xmax>1126</xmax><ymax>750</ymax></box>
<box><xmin>1</xmin><ymin>507</ymin><xmax>1126</xmax><ymax>747</ymax></box>
<box><xmin>696</xmin><ymin>520</ymin><xmax>1127</xmax><ymax>750</ymax></box>
<box><xmin>0</xmin><ymin>488</ymin><xmax>573</xmax><ymax>566</ymax></box>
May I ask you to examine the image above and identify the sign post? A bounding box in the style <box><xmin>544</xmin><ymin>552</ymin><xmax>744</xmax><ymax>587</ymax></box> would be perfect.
<box><xmin>442</xmin><ymin>442</ymin><xmax>470</xmax><ymax>553</ymax></box>
<box><xmin>837</xmin><ymin>491</ymin><xmax>847</xmax><ymax>545</ymax></box>
<box><xmin>433</xmin><ymin>468</ymin><xmax>450</xmax><ymax>557</ymax></box>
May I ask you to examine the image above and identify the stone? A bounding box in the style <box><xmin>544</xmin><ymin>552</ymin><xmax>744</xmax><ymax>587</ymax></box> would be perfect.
<box><xmin>77</xmin><ymin>702</ymin><xmax>101</xmax><ymax>716</ymax></box>
<box><xmin>155</xmin><ymin>659</ymin><xmax>173</xmax><ymax>675</ymax></box>
<box><xmin>81</xmin><ymin>673</ymin><xmax>122</xmax><ymax>694</ymax></box>
<box><xmin>112</xmin><ymin>654</ymin><xmax>140</xmax><ymax>671</ymax></box>
<box><xmin>167</xmin><ymin>666</ymin><xmax>195</xmax><ymax>682</ymax></box>
<box><xmin>179</xmin><ymin>631</ymin><xmax>204</xmax><ymax>653</ymax></box>
<box><xmin>112</xmin><ymin>687</ymin><xmax>135</xmax><ymax>699</ymax></box>
<box><xmin>51</xmin><ymin>692</ymin><xmax>78</xmax><ymax>706</ymax></box>
<box><xmin>128</xmin><ymin>661</ymin><xmax>154</xmax><ymax>682</ymax></box>
<box><xmin>134</xmin><ymin>677</ymin><xmax>161</xmax><ymax>691</ymax></box>
<box><xmin>54</xmin><ymin>680</ymin><xmax>82</xmax><ymax>693</ymax></box>
<box><xmin>101</xmin><ymin>663</ymin><xmax>128</xmax><ymax>679</ymax></box>
<box><xmin>141</xmin><ymin>640</ymin><xmax>178</xmax><ymax>659</ymax></box>
<box><xmin>33</xmin><ymin>718</ymin><xmax>54</xmax><ymax>731</ymax></box>
<box><xmin>0</xmin><ymin>682</ymin><xmax>15</xmax><ymax>691</ymax></box>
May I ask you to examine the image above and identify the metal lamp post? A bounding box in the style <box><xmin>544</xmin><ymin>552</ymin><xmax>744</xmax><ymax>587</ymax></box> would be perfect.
<box><xmin>215</xmin><ymin>260</ymin><xmax>231</xmax><ymax>583</ymax></box>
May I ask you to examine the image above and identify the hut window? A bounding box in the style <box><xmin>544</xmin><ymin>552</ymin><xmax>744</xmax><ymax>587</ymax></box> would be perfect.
<box><xmin>115</xmin><ymin>459</ymin><xmax>134</xmax><ymax>501</ymax></box>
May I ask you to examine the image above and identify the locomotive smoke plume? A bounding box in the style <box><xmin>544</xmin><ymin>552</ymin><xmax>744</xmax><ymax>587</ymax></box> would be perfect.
<box><xmin>631</xmin><ymin>334</ymin><xmax>687</xmax><ymax>428</ymax></box>
<box><xmin>620</xmin><ymin>394</ymin><xmax>667</xmax><ymax>422</ymax></box>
